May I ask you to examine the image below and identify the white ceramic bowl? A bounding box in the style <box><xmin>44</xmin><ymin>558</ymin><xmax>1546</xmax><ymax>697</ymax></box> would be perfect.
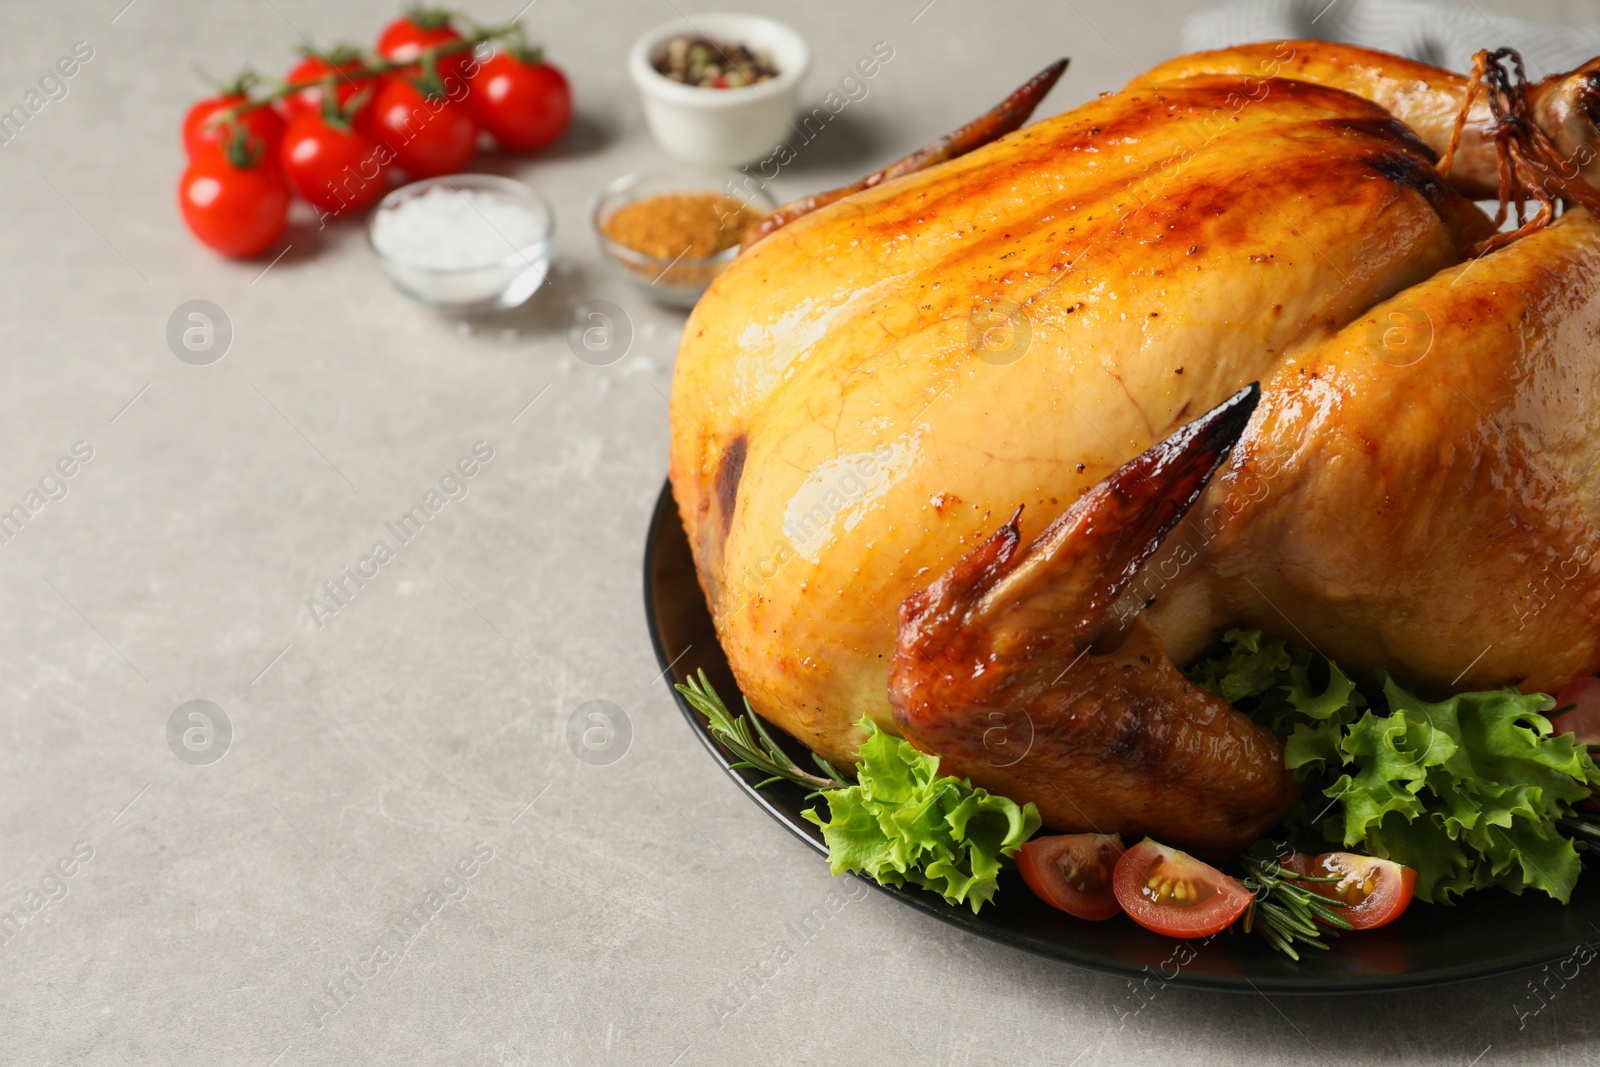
<box><xmin>628</xmin><ymin>13</ymin><xmax>810</xmax><ymax>167</ymax></box>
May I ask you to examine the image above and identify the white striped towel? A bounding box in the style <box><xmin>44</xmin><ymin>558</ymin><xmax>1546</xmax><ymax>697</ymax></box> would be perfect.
<box><xmin>1182</xmin><ymin>0</ymin><xmax>1600</xmax><ymax>75</ymax></box>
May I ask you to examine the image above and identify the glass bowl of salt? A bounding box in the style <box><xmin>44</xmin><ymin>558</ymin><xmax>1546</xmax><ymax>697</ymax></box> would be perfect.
<box><xmin>368</xmin><ymin>174</ymin><xmax>554</xmax><ymax>315</ymax></box>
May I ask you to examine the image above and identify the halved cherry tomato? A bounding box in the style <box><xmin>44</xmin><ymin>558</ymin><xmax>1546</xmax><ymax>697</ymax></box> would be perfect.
<box><xmin>178</xmin><ymin>146</ymin><xmax>289</xmax><ymax>258</ymax></box>
<box><xmin>1112</xmin><ymin>838</ymin><xmax>1251</xmax><ymax>938</ymax></box>
<box><xmin>377</xmin><ymin>11</ymin><xmax>470</xmax><ymax>84</ymax></box>
<box><xmin>1275</xmin><ymin>851</ymin><xmax>1317</xmax><ymax>877</ymax></box>
<box><xmin>1017</xmin><ymin>834</ymin><xmax>1126</xmax><ymax>920</ymax></box>
<box><xmin>183</xmin><ymin>93</ymin><xmax>284</xmax><ymax>160</ymax></box>
<box><xmin>371</xmin><ymin>77</ymin><xmax>478</xmax><ymax>178</ymax></box>
<box><xmin>279</xmin><ymin>112</ymin><xmax>390</xmax><ymax>214</ymax></box>
<box><xmin>1292</xmin><ymin>852</ymin><xmax>1416</xmax><ymax>930</ymax></box>
<box><xmin>1553</xmin><ymin>677</ymin><xmax>1600</xmax><ymax>745</ymax></box>
<box><xmin>467</xmin><ymin>51</ymin><xmax>572</xmax><ymax>152</ymax></box>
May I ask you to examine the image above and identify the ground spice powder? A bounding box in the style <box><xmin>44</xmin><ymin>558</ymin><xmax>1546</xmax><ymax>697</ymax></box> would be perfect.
<box><xmin>602</xmin><ymin>192</ymin><xmax>765</xmax><ymax>261</ymax></box>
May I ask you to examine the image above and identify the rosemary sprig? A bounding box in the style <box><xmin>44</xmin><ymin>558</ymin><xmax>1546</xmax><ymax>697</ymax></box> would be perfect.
<box><xmin>1239</xmin><ymin>850</ymin><xmax>1353</xmax><ymax>961</ymax></box>
<box><xmin>675</xmin><ymin>669</ymin><xmax>850</xmax><ymax>795</ymax></box>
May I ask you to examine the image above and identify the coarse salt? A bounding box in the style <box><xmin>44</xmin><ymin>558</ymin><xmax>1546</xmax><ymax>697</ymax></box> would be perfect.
<box><xmin>372</xmin><ymin>186</ymin><xmax>548</xmax><ymax>269</ymax></box>
<box><xmin>369</xmin><ymin>178</ymin><xmax>554</xmax><ymax>313</ymax></box>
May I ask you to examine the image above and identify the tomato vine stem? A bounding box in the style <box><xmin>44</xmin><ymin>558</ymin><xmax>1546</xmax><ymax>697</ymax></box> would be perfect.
<box><xmin>206</xmin><ymin>19</ymin><xmax>527</xmax><ymax>132</ymax></box>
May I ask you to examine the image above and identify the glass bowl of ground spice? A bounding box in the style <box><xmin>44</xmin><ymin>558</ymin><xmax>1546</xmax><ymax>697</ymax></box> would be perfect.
<box><xmin>593</xmin><ymin>167</ymin><xmax>775</xmax><ymax>309</ymax></box>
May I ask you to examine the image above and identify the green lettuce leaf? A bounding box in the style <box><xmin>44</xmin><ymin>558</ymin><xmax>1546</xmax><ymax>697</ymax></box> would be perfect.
<box><xmin>803</xmin><ymin>719</ymin><xmax>1041</xmax><ymax>913</ymax></box>
<box><xmin>1189</xmin><ymin>630</ymin><xmax>1600</xmax><ymax>904</ymax></box>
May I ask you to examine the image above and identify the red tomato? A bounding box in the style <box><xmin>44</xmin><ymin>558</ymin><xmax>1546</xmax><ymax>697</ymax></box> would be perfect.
<box><xmin>183</xmin><ymin>94</ymin><xmax>284</xmax><ymax>160</ymax></box>
<box><xmin>1112</xmin><ymin>839</ymin><xmax>1252</xmax><ymax>938</ymax></box>
<box><xmin>178</xmin><ymin>147</ymin><xmax>289</xmax><ymax>257</ymax></box>
<box><xmin>352</xmin><ymin>75</ymin><xmax>392</xmax><ymax>139</ymax></box>
<box><xmin>1293</xmin><ymin>852</ymin><xmax>1416</xmax><ymax>930</ymax></box>
<box><xmin>371</xmin><ymin>77</ymin><xmax>478</xmax><ymax>178</ymax></box>
<box><xmin>1553</xmin><ymin>677</ymin><xmax>1600</xmax><ymax>745</ymax></box>
<box><xmin>377</xmin><ymin>13</ymin><xmax>469</xmax><ymax>84</ymax></box>
<box><xmin>1017</xmin><ymin>834</ymin><xmax>1126</xmax><ymax>920</ymax></box>
<box><xmin>467</xmin><ymin>52</ymin><xmax>572</xmax><ymax>152</ymax></box>
<box><xmin>279</xmin><ymin>112</ymin><xmax>390</xmax><ymax>214</ymax></box>
<box><xmin>1275</xmin><ymin>851</ymin><xmax>1316</xmax><ymax>876</ymax></box>
<box><xmin>278</xmin><ymin>51</ymin><xmax>376</xmax><ymax>123</ymax></box>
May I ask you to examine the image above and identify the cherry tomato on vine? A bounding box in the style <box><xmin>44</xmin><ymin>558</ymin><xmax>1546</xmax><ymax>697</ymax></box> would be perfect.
<box><xmin>279</xmin><ymin>112</ymin><xmax>390</xmax><ymax>214</ymax></box>
<box><xmin>183</xmin><ymin>92</ymin><xmax>284</xmax><ymax>160</ymax></box>
<box><xmin>278</xmin><ymin>48</ymin><xmax>376</xmax><ymax>125</ymax></box>
<box><xmin>372</xmin><ymin>77</ymin><xmax>478</xmax><ymax>178</ymax></box>
<box><xmin>1553</xmin><ymin>677</ymin><xmax>1600</xmax><ymax>745</ymax></box>
<box><xmin>178</xmin><ymin>145</ymin><xmax>289</xmax><ymax>257</ymax></box>
<box><xmin>377</xmin><ymin>11</ymin><xmax>470</xmax><ymax>84</ymax></box>
<box><xmin>467</xmin><ymin>50</ymin><xmax>571</xmax><ymax>152</ymax></box>
<box><xmin>1017</xmin><ymin>834</ymin><xmax>1126</xmax><ymax>921</ymax></box>
<box><xmin>1112</xmin><ymin>839</ymin><xmax>1252</xmax><ymax>938</ymax></box>
<box><xmin>1289</xmin><ymin>852</ymin><xmax>1416</xmax><ymax>930</ymax></box>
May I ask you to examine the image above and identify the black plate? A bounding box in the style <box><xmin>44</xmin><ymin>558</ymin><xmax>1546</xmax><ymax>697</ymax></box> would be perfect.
<box><xmin>643</xmin><ymin>479</ymin><xmax>1600</xmax><ymax>993</ymax></box>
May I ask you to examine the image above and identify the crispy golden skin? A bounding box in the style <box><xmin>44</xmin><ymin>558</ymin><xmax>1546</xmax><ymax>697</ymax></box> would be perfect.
<box><xmin>1141</xmin><ymin>40</ymin><xmax>1600</xmax><ymax>200</ymax></box>
<box><xmin>671</xmin><ymin>69</ymin><xmax>1486</xmax><ymax>770</ymax></box>
<box><xmin>668</xmin><ymin>42</ymin><xmax>1600</xmax><ymax>851</ymax></box>
<box><xmin>888</xmin><ymin>388</ymin><xmax>1300</xmax><ymax>857</ymax></box>
<box><xmin>1144</xmin><ymin>209</ymin><xmax>1600</xmax><ymax>695</ymax></box>
<box><xmin>887</xmin><ymin>213</ymin><xmax>1600</xmax><ymax>851</ymax></box>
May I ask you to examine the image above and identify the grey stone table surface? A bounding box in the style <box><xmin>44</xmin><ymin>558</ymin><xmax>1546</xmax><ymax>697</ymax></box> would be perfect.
<box><xmin>3</xmin><ymin>0</ymin><xmax>1599</xmax><ymax>1064</ymax></box>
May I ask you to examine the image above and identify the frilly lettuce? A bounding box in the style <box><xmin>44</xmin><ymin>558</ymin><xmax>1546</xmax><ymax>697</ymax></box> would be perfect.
<box><xmin>803</xmin><ymin>719</ymin><xmax>1041</xmax><ymax>913</ymax></box>
<box><xmin>1190</xmin><ymin>630</ymin><xmax>1600</xmax><ymax>903</ymax></box>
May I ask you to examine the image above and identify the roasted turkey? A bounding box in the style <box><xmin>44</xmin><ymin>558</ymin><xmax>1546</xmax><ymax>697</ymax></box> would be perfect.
<box><xmin>667</xmin><ymin>41</ymin><xmax>1600</xmax><ymax>854</ymax></box>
